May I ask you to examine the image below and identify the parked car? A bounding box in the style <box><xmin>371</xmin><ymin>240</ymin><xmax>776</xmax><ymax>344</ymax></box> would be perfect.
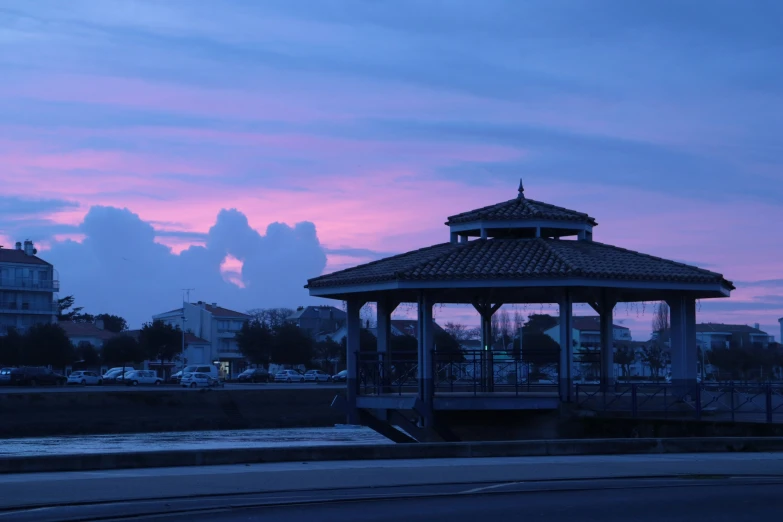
<box><xmin>122</xmin><ymin>370</ymin><xmax>163</xmax><ymax>386</ymax></box>
<box><xmin>275</xmin><ymin>369</ymin><xmax>305</xmax><ymax>383</ymax></box>
<box><xmin>169</xmin><ymin>370</ymin><xmax>183</xmax><ymax>384</ymax></box>
<box><xmin>0</xmin><ymin>368</ymin><xmax>13</xmax><ymax>385</ymax></box>
<box><xmin>181</xmin><ymin>372</ymin><xmax>222</xmax><ymax>388</ymax></box>
<box><xmin>103</xmin><ymin>367</ymin><xmax>134</xmax><ymax>383</ymax></box>
<box><xmin>332</xmin><ymin>370</ymin><xmax>348</xmax><ymax>383</ymax></box>
<box><xmin>8</xmin><ymin>367</ymin><xmax>66</xmax><ymax>386</ymax></box>
<box><xmin>304</xmin><ymin>369</ymin><xmax>332</xmax><ymax>382</ymax></box>
<box><xmin>67</xmin><ymin>371</ymin><xmax>103</xmax><ymax>386</ymax></box>
<box><xmin>237</xmin><ymin>368</ymin><xmax>271</xmax><ymax>383</ymax></box>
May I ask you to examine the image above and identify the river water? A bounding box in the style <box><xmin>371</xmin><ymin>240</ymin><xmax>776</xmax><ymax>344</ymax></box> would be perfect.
<box><xmin>0</xmin><ymin>427</ymin><xmax>392</xmax><ymax>457</ymax></box>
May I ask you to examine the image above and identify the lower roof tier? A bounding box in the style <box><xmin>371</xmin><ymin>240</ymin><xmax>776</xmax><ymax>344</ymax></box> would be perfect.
<box><xmin>306</xmin><ymin>237</ymin><xmax>734</xmax><ymax>301</ymax></box>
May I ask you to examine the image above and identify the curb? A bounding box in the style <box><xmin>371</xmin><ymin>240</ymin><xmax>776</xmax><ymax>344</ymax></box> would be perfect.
<box><xmin>2</xmin><ymin>437</ymin><xmax>783</xmax><ymax>474</ymax></box>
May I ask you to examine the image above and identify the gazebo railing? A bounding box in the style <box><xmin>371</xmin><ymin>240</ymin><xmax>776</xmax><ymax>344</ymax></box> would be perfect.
<box><xmin>356</xmin><ymin>350</ymin><xmax>559</xmax><ymax>396</ymax></box>
<box><xmin>575</xmin><ymin>382</ymin><xmax>783</xmax><ymax>423</ymax></box>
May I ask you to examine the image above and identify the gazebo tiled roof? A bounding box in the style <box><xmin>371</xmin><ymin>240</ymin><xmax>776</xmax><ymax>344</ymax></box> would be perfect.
<box><xmin>446</xmin><ymin>184</ymin><xmax>597</xmax><ymax>226</ymax></box>
<box><xmin>307</xmin><ymin>238</ymin><xmax>733</xmax><ymax>289</ymax></box>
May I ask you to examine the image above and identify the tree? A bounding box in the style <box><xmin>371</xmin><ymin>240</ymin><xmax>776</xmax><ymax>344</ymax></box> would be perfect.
<box><xmin>0</xmin><ymin>328</ymin><xmax>23</xmax><ymax>366</ymax></box>
<box><xmin>652</xmin><ymin>301</ymin><xmax>670</xmax><ymax>339</ymax></box>
<box><xmin>95</xmin><ymin>314</ymin><xmax>128</xmax><ymax>333</ymax></box>
<box><xmin>271</xmin><ymin>322</ymin><xmax>314</xmax><ymax>366</ymax></box>
<box><xmin>513</xmin><ymin>308</ymin><xmax>524</xmax><ymax>337</ymax></box>
<box><xmin>314</xmin><ymin>337</ymin><xmax>342</xmax><ymax>371</ymax></box>
<box><xmin>23</xmin><ymin>323</ymin><xmax>75</xmax><ymax>368</ymax></box>
<box><xmin>522</xmin><ymin>314</ymin><xmax>558</xmax><ymax>335</ymax></box>
<box><xmin>434</xmin><ymin>328</ymin><xmax>464</xmax><ymax>362</ymax></box>
<box><xmin>615</xmin><ymin>344</ymin><xmax>637</xmax><ymax>379</ymax></box>
<box><xmin>57</xmin><ymin>295</ymin><xmax>83</xmax><ymax>321</ymax></box>
<box><xmin>640</xmin><ymin>343</ymin><xmax>669</xmax><ymax>380</ymax></box>
<box><xmin>102</xmin><ymin>335</ymin><xmax>145</xmax><ymax>373</ymax></box>
<box><xmin>247</xmin><ymin>308</ymin><xmax>295</xmax><ymax>328</ymax></box>
<box><xmin>520</xmin><ymin>331</ymin><xmax>560</xmax><ymax>366</ymax></box>
<box><xmin>444</xmin><ymin>322</ymin><xmax>472</xmax><ymax>343</ymax></box>
<box><xmin>498</xmin><ymin>309</ymin><xmax>512</xmax><ymax>350</ymax></box>
<box><xmin>236</xmin><ymin>319</ymin><xmax>274</xmax><ymax>367</ymax></box>
<box><xmin>74</xmin><ymin>341</ymin><xmax>100</xmax><ymax>367</ymax></box>
<box><xmin>139</xmin><ymin>320</ymin><xmax>182</xmax><ymax>362</ymax></box>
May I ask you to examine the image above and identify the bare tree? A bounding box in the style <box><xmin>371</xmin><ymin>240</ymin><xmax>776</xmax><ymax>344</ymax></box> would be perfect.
<box><xmin>444</xmin><ymin>322</ymin><xmax>470</xmax><ymax>342</ymax></box>
<box><xmin>491</xmin><ymin>313</ymin><xmax>500</xmax><ymax>346</ymax></box>
<box><xmin>499</xmin><ymin>309</ymin><xmax>512</xmax><ymax>348</ymax></box>
<box><xmin>651</xmin><ymin>301</ymin><xmax>670</xmax><ymax>338</ymax></box>
<box><xmin>247</xmin><ymin>308</ymin><xmax>295</xmax><ymax>328</ymax></box>
<box><xmin>360</xmin><ymin>303</ymin><xmax>376</xmax><ymax>329</ymax></box>
<box><xmin>513</xmin><ymin>308</ymin><xmax>524</xmax><ymax>337</ymax></box>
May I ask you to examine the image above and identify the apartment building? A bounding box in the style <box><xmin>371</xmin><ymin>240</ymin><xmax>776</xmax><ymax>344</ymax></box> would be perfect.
<box><xmin>0</xmin><ymin>241</ymin><xmax>59</xmax><ymax>335</ymax></box>
<box><xmin>153</xmin><ymin>301</ymin><xmax>250</xmax><ymax>377</ymax></box>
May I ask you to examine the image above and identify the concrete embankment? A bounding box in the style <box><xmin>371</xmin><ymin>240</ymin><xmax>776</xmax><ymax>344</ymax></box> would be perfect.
<box><xmin>0</xmin><ymin>388</ymin><xmax>345</xmax><ymax>438</ymax></box>
<box><xmin>2</xmin><ymin>437</ymin><xmax>783</xmax><ymax>474</ymax></box>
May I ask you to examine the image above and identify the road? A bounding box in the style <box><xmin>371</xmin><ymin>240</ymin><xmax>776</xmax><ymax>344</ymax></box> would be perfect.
<box><xmin>0</xmin><ymin>383</ymin><xmax>346</xmax><ymax>393</ymax></box>
<box><xmin>1</xmin><ymin>453</ymin><xmax>782</xmax><ymax>521</ymax></box>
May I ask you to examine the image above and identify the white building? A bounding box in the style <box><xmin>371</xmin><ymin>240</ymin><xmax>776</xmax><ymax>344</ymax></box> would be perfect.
<box><xmin>59</xmin><ymin>320</ymin><xmax>117</xmax><ymax>348</ymax></box>
<box><xmin>153</xmin><ymin>301</ymin><xmax>250</xmax><ymax>377</ymax></box>
<box><xmin>0</xmin><ymin>241</ymin><xmax>59</xmax><ymax>335</ymax></box>
<box><xmin>544</xmin><ymin>316</ymin><xmax>632</xmax><ymax>347</ymax></box>
<box><xmin>696</xmin><ymin>323</ymin><xmax>773</xmax><ymax>350</ymax></box>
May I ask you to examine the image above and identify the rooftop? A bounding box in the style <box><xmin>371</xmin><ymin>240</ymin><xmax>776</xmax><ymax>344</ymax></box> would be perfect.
<box><xmin>552</xmin><ymin>315</ymin><xmax>630</xmax><ymax>332</ymax></box>
<box><xmin>0</xmin><ymin>248</ymin><xmax>51</xmax><ymax>266</ymax></box>
<box><xmin>696</xmin><ymin>323</ymin><xmax>768</xmax><ymax>334</ymax></box>
<box><xmin>58</xmin><ymin>321</ymin><xmax>117</xmax><ymax>341</ymax></box>
<box><xmin>447</xmin><ymin>183</ymin><xmax>597</xmax><ymax>227</ymax></box>
<box><xmin>308</xmin><ymin>237</ymin><xmax>732</xmax><ymax>290</ymax></box>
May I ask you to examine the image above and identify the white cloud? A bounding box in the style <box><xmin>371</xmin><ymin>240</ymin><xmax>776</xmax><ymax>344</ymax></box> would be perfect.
<box><xmin>44</xmin><ymin>206</ymin><xmax>327</xmax><ymax>327</ymax></box>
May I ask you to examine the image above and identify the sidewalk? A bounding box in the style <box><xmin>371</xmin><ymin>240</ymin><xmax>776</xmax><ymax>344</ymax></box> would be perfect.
<box><xmin>1</xmin><ymin>452</ymin><xmax>782</xmax><ymax>511</ymax></box>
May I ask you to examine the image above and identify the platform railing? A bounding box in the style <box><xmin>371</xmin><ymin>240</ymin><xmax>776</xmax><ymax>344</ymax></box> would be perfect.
<box><xmin>575</xmin><ymin>382</ymin><xmax>783</xmax><ymax>423</ymax></box>
<box><xmin>356</xmin><ymin>350</ymin><xmax>560</xmax><ymax>397</ymax></box>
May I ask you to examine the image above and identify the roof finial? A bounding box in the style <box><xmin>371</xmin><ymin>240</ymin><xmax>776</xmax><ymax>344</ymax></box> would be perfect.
<box><xmin>517</xmin><ymin>179</ymin><xmax>525</xmax><ymax>199</ymax></box>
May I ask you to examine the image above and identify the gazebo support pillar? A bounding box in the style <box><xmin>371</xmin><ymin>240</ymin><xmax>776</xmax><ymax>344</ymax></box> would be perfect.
<box><xmin>473</xmin><ymin>301</ymin><xmax>502</xmax><ymax>392</ymax></box>
<box><xmin>376</xmin><ymin>297</ymin><xmax>399</xmax><ymax>393</ymax></box>
<box><xmin>417</xmin><ymin>293</ymin><xmax>435</xmax><ymax>427</ymax></box>
<box><xmin>559</xmin><ymin>292</ymin><xmax>574</xmax><ymax>402</ymax></box>
<box><xmin>668</xmin><ymin>295</ymin><xmax>698</xmax><ymax>389</ymax></box>
<box><xmin>345</xmin><ymin>297</ymin><xmax>365</xmax><ymax>425</ymax></box>
<box><xmin>590</xmin><ymin>294</ymin><xmax>617</xmax><ymax>390</ymax></box>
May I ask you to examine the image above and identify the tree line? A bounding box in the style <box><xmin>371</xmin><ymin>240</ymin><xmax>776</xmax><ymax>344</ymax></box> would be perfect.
<box><xmin>0</xmin><ymin>320</ymin><xmax>183</xmax><ymax>369</ymax></box>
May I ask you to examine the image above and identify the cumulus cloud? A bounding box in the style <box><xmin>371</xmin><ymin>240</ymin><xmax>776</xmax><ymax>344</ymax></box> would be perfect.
<box><xmin>43</xmin><ymin>206</ymin><xmax>327</xmax><ymax>328</ymax></box>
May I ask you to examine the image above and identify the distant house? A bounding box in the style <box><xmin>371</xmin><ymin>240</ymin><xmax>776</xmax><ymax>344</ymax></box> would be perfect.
<box><xmin>324</xmin><ymin>319</ymin><xmax>447</xmax><ymax>346</ymax></box>
<box><xmin>696</xmin><ymin>323</ymin><xmax>773</xmax><ymax>350</ymax></box>
<box><xmin>286</xmin><ymin>306</ymin><xmax>346</xmax><ymax>338</ymax></box>
<box><xmin>544</xmin><ymin>316</ymin><xmax>632</xmax><ymax>348</ymax></box>
<box><xmin>59</xmin><ymin>320</ymin><xmax>117</xmax><ymax>348</ymax></box>
<box><xmin>153</xmin><ymin>301</ymin><xmax>251</xmax><ymax>377</ymax></box>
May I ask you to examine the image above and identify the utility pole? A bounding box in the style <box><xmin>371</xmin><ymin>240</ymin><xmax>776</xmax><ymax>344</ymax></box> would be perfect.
<box><xmin>180</xmin><ymin>289</ymin><xmax>194</xmax><ymax>371</ymax></box>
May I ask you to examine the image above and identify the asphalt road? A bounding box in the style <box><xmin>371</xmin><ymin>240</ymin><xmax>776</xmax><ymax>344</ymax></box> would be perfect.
<box><xmin>2</xmin><ymin>453</ymin><xmax>783</xmax><ymax>521</ymax></box>
<box><xmin>0</xmin><ymin>383</ymin><xmax>345</xmax><ymax>393</ymax></box>
<box><xmin>167</xmin><ymin>481</ymin><xmax>783</xmax><ymax>522</ymax></box>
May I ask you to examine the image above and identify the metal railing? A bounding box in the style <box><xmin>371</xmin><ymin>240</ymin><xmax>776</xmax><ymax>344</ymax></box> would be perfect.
<box><xmin>0</xmin><ymin>302</ymin><xmax>58</xmax><ymax>315</ymax></box>
<box><xmin>575</xmin><ymin>383</ymin><xmax>783</xmax><ymax>424</ymax></box>
<box><xmin>0</xmin><ymin>277</ymin><xmax>59</xmax><ymax>292</ymax></box>
<box><xmin>356</xmin><ymin>350</ymin><xmax>560</xmax><ymax>397</ymax></box>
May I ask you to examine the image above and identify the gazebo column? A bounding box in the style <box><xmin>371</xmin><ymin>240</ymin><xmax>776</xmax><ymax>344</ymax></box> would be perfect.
<box><xmin>559</xmin><ymin>291</ymin><xmax>574</xmax><ymax>402</ymax></box>
<box><xmin>417</xmin><ymin>292</ymin><xmax>435</xmax><ymax>427</ymax></box>
<box><xmin>590</xmin><ymin>293</ymin><xmax>617</xmax><ymax>389</ymax></box>
<box><xmin>345</xmin><ymin>297</ymin><xmax>365</xmax><ymax>425</ymax></box>
<box><xmin>473</xmin><ymin>301</ymin><xmax>502</xmax><ymax>392</ymax></box>
<box><xmin>376</xmin><ymin>297</ymin><xmax>399</xmax><ymax>393</ymax></box>
<box><xmin>668</xmin><ymin>295</ymin><xmax>698</xmax><ymax>389</ymax></box>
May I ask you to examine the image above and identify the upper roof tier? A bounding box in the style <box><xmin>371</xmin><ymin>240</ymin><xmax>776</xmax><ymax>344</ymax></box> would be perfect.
<box><xmin>446</xmin><ymin>181</ymin><xmax>597</xmax><ymax>240</ymax></box>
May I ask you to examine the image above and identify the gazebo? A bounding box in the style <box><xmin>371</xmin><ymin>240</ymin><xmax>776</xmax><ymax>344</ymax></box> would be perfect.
<box><xmin>306</xmin><ymin>181</ymin><xmax>733</xmax><ymax>440</ymax></box>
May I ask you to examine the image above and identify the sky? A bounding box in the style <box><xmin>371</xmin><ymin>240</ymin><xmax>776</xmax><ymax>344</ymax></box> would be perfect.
<box><xmin>1</xmin><ymin>0</ymin><xmax>782</xmax><ymax>339</ymax></box>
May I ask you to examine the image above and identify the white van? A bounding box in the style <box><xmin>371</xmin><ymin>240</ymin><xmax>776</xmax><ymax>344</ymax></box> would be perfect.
<box><xmin>180</xmin><ymin>364</ymin><xmax>220</xmax><ymax>381</ymax></box>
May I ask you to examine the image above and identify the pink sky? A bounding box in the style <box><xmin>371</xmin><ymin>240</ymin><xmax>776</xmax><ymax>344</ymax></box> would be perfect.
<box><xmin>2</xmin><ymin>1</ymin><xmax>782</xmax><ymax>337</ymax></box>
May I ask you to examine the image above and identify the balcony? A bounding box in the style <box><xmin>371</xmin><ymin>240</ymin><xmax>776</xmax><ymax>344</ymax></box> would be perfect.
<box><xmin>0</xmin><ymin>277</ymin><xmax>60</xmax><ymax>292</ymax></box>
<box><xmin>0</xmin><ymin>302</ymin><xmax>58</xmax><ymax>315</ymax></box>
